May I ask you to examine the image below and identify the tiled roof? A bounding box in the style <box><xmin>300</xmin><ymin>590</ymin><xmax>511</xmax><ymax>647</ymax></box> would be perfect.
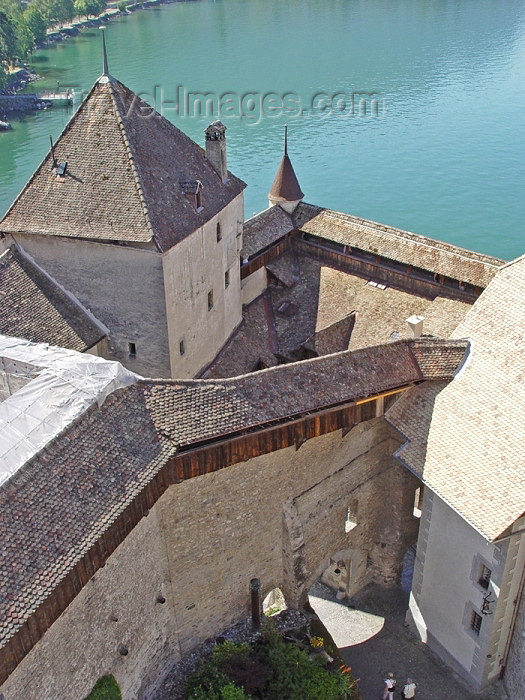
<box><xmin>387</xmin><ymin>255</ymin><xmax>525</xmax><ymax>541</ymax></box>
<box><xmin>242</xmin><ymin>206</ymin><xmax>294</xmax><ymax>258</ymax></box>
<box><xmin>0</xmin><ymin>337</ymin><xmax>467</xmax><ymax>651</ymax></box>
<box><xmin>0</xmin><ymin>79</ymin><xmax>245</xmax><ymax>252</ymax></box>
<box><xmin>208</xmin><ymin>250</ymin><xmax>473</xmax><ymax>378</ymax></box>
<box><xmin>305</xmin><ymin>313</ymin><xmax>355</xmax><ymax>357</ymax></box>
<box><xmin>294</xmin><ymin>203</ymin><xmax>503</xmax><ymax>287</ymax></box>
<box><xmin>0</xmin><ymin>246</ymin><xmax>104</xmax><ymax>351</ymax></box>
<box><xmin>268</xmin><ymin>153</ymin><xmax>304</xmax><ymax>203</ymax></box>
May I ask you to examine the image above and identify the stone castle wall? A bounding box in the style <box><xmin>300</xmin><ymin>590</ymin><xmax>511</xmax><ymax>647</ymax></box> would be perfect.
<box><xmin>0</xmin><ymin>418</ymin><xmax>418</xmax><ymax>700</ymax></box>
<box><xmin>13</xmin><ymin>235</ymin><xmax>172</xmax><ymax>379</ymax></box>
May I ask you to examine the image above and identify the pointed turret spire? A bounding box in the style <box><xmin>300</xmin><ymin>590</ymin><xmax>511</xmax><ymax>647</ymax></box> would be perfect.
<box><xmin>268</xmin><ymin>124</ymin><xmax>304</xmax><ymax>214</ymax></box>
<box><xmin>99</xmin><ymin>27</ymin><xmax>114</xmax><ymax>83</ymax></box>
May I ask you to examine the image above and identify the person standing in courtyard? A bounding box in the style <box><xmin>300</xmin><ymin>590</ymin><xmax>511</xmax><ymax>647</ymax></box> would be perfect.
<box><xmin>402</xmin><ymin>677</ymin><xmax>417</xmax><ymax>698</ymax></box>
<box><xmin>383</xmin><ymin>672</ymin><xmax>396</xmax><ymax>699</ymax></box>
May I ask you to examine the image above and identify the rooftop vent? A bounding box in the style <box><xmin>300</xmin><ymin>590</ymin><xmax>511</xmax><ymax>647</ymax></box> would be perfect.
<box><xmin>406</xmin><ymin>315</ymin><xmax>425</xmax><ymax>338</ymax></box>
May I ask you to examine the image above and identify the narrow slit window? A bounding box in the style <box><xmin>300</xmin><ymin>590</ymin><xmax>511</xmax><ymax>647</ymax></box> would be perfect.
<box><xmin>216</xmin><ymin>222</ymin><xmax>222</xmax><ymax>242</ymax></box>
<box><xmin>179</xmin><ymin>339</ymin><xmax>185</xmax><ymax>356</ymax></box>
<box><xmin>208</xmin><ymin>290</ymin><xmax>214</xmax><ymax>311</ymax></box>
<box><xmin>225</xmin><ymin>269</ymin><xmax>230</xmax><ymax>288</ymax></box>
<box><xmin>128</xmin><ymin>342</ymin><xmax>136</xmax><ymax>357</ymax></box>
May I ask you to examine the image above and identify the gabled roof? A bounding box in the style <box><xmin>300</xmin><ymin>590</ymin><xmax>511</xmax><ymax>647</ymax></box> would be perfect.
<box><xmin>242</xmin><ymin>206</ymin><xmax>294</xmax><ymax>258</ymax></box>
<box><xmin>0</xmin><ymin>337</ymin><xmax>468</xmax><ymax>665</ymax></box>
<box><xmin>294</xmin><ymin>203</ymin><xmax>503</xmax><ymax>287</ymax></box>
<box><xmin>0</xmin><ymin>245</ymin><xmax>105</xmax><ymax>352</ymax></box>
<box><xmin>0</xmin><ymin>79</ymin><xmax>245</xmax><ymax>252</ymax></box>
<box><xmin>387</xmin><ymin>255</ymin><xmax>525</xmax><ymax>541</ymax></box>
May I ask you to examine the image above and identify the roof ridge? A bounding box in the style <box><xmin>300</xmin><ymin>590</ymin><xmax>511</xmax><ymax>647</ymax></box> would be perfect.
<box><xmin>320</xmin><ymin>208</ymin><xmax>504</xmax><ymax>267</ymax></box>
<box><xmin>108</xmin><ymin>82</ymin><xmax>157</xmax><ymax>249</ymax></box>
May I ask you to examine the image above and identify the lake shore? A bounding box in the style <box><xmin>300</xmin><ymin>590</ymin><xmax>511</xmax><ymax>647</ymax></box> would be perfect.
<box><xmin>1</xmin><ymin>0</ymin><xmax>193</xmax><ymax>112</ymax></box>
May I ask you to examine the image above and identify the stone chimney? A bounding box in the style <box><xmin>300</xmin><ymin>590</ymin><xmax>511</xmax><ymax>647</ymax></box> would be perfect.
<box><xmin>205</xmin><ymin>121</ymin><xmax>228</xmax><ymax>182</ymax></box>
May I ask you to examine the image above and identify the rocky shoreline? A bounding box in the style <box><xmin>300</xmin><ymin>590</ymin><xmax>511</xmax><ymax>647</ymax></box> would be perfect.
<box><xmin>0</xmin><ymin>0</ymin><xmax>192</xmax><ymax>115</ymax></box>
<box><xmin>0</xmin><ymin>69</ymin><xmax>51</xmax><ymax>115</ymax></box>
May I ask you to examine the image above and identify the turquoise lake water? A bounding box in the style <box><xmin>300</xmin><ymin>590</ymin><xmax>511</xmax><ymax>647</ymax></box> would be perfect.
<box><xmin>1</xmin><ymin>0</ymin><xmax>524</xmax><ymax>260</ymax></box>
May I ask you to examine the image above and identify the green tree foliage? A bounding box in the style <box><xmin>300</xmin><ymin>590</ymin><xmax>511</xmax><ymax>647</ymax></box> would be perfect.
<box><xmin>0</xmin><ymin>0</ymin><xmax>107</xmax><ymax>81</ymax></box>
<box><xmin>24</xmin><ymin>6</ymin><xmax>47</xmax><ymax>46</ymax></box>
<box><xmin>0</xmin><ymin>11</ymin><xmax>18</xmax><ymax>63</ymax></box>
<box><xmin>74</xmin><ymin>0</ymin><xmax>106</xmax><ymax>19</ymax></box>
<box><xmin>13</xmin><ymin>15</ymin><xmax>34</xmax><ymax>57</ymax></box>
<box><xmin>34</xmin><ymin>0</ymin><xmax>75</xmax><ymax>25</ymax></box>
<box><xmin>84</xmin><ymin>675</ymin><xmax>122</xmax><ymax>700</ymax></box>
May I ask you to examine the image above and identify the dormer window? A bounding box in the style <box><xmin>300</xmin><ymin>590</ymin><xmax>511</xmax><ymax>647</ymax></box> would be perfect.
<box><xmin>180</xmin><ymin>179</ymin><xmax>204</xmax><ymax>212</ymax></box>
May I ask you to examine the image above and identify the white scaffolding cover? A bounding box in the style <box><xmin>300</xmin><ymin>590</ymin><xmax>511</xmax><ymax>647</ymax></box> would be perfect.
<box><xmin>0</xmin><ymin>335</ymin><xmax>139</xmax><ymax>487</ymax></box>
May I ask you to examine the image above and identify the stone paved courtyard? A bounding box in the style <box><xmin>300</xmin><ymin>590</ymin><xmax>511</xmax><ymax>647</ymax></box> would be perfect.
<box><xmin>309</xmin><ymin>580</ymin><xmax>508</xmax><ymax>700</ymax></box>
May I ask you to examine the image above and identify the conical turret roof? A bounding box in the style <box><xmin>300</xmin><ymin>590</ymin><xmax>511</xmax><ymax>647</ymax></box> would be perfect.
<box><xmin>0</xmin><ymin>78</ymin><xmax>245</xmax><ymax>252</ymax></box>
<box><xmin>268</xmin><ymin>126</ymin><xmax>304</xmax><ymax>203</ymax></box>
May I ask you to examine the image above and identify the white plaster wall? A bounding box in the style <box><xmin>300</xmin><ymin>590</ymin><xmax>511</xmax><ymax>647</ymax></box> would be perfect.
<box><xmin>0</xmin><ymin>509</ymin><xmax>177</xmax><ymax>700</ymax></box>
<box><xmin>241</xmin><ymin>267</ymin><xmax>267</xmax><ymax>306</ymax></box>
<box><xmin>410</xmin><ymin>494</ymin><xmax>498</xmax><ymax>682</ymax></box>
<box><xmin>13</xmin><ymin>235</ymin><xmax>171</xmax><ymax>378</ymax></box>
<box><xmin>504</xmin><ymin>560</ymin><xmax>525</xmax><ymax>699</ymax></box>
<box><xmin>162</xmin><ymin>194</ymin><xmax>244</xmax><ymax>378</ymax></box>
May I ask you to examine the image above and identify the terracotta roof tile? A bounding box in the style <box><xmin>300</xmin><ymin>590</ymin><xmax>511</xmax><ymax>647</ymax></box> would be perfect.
<box><xmin>0</xmin><ymin>80</ymin><xmax>245</xmax><ymax>252</ymax></box>
<box><xmin>294</xmin><ymin>203</ymin><xmax>503</xmax><ymax>287</ymax></box>
<box><xmin>0</xmin><ymin>338</ymin><xmax>467</xmax><ymax>652</ymax></box>
<box><xmin>387</xmin><ymin>256</ymin><xmax>525</xmax><ymax>540</ymax></box>
<box><xmin>0</xmin><ymin>246</ymin><xmax>104</xmax><ymax>351</ymax></box>
<box><xmin>268</xmin><ymin>154</ymin><xmax>304</xmax><ymax>203</ymax></box>
<box><xmin>242</xmin><ymin>206</ymin><xmax>293</xmax><ymax>258</ymax></box>
<box><xmin>208</xmin><ymin>250</ymin><xmax>473</xmax><ymax>378</ymax></box>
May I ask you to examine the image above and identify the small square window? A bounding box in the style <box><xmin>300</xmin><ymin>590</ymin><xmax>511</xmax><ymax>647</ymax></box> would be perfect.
<box><xmin>216</xmin><ymin>222</ymin><xmax>222</xmax><ymax>242</ymax></box>
<box><xmin>478</xmin><ymin>565</ymin><xmax>491</xmax><ymax>589</ymax></box>
<box><xmin>179</xmin><ymin>339</ymin><xmax>185</xmax><ymax>356</ymax></box>
<box><xmin>225</xmin><ymin>269</ymin><xmax>230</xmax><ymax>288</ymax></box>
<box><xmin>470</xmin><ymin>610</ymin><xmax>482</xmax><ymax>636</ymax></box>
<box><xmin>208</xmin><ymin>290</ymin><xmax>214</xmax><ymax>311</ymax></box>
<box><xmin>128</xmin><ymin>342</ymin><xmax>136</xmax><ymax>357</ymax></box>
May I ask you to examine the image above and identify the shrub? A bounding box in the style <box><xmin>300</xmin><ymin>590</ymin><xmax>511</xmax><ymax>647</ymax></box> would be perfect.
<box><xmin>263</xmin><ymin>639</ymin><xmax>351</xmax><ymax>700</ymax></box>
<box><xmin>84</xmin><ymin>675</ymin><xmax>122</xmax><ymax>700</ymax></box>
<box><xmin>220</xmin><ymin>682</ymin><xmax>251</xmax><ymax>700</ymax></box>
<box><xmin>212</xmin><ymin>641</ymin><xmax>252</xmax><ymax>669</ymax></box>
<box><xmin>185</xmin><ymin>617</ymin><xmax>357</xmax><ymax>700</ymax></box>
<box><xmin>186</xmin><ymin>659</ymin><xmax>230</xmax><ymax>699</ymax></box>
